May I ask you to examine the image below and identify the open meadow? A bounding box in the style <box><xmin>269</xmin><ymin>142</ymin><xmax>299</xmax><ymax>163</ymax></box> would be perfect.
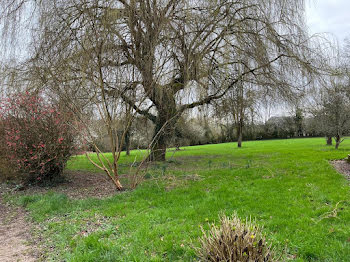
<box><xmin>2</xmin><ymin>1</ymin><xmax>350</xmax><ymax>261</ymax></box>
<box><xmin>4</xmin><ymin>138</ymin><xmax>350</xmax><ymax>261</ymax></box>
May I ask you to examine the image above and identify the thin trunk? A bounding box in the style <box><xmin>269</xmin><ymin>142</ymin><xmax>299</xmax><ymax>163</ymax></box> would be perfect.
<box><xmin>326</xmin><ymin>136</ymin><xmax>332</xmax><ymax>146</ymax></box>
<box><xmin>237</xmin><ymin>130</ymin><xmax>242</xmax><ymax>148</ymax></box>
<box><xmin>125</xmin><ymin>129</ymin><xmax>131</xmax><ymax>156</ymax></box>
<box><xmin>85</xmin><ymin>151</ymin><xmax>123</xmax><ymax>191</ymax></box>
<box><xmin>237</xmin><ymin>119</ymin><xmax>243</xmax><ymax>148</ymax></box>
<box><xmin>335</xmin><ymin>135</ymin><xmax>341</xmax><ymax>149</ymax></box>
<box><xmin>335</xmin><ymin>142</ymin><xmax>340</xmax><ymax>149</ymax></box>
<box><xmin>112</xmin><ymin>176</ymin><xmax>123</xmax><ymax>190</ymax></box>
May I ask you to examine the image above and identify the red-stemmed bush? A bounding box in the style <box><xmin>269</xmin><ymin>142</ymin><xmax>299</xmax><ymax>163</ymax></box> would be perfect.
<box><xmin>0</xmin><ymin>92</ymin><xmax>76</xmax><ymax>184</ymax></box>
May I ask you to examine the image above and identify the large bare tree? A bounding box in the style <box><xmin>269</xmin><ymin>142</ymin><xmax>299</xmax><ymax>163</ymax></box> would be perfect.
<box><xmin>2</xmin><ymin>0</ymin><xmax>317</xmax><ymax>161</ymax></box>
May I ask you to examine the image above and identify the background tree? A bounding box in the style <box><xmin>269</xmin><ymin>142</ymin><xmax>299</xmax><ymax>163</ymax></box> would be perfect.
<box><xmin>214</xmin><ymin>80</ymin><xmax>257</xmax><ymax>147</ymax></box>
<box><xmin>294</xmin><ymin>107</ymin><xmax>305</xmax><ymax>137</ymax></box>
<box><xmin>308</xmin><ymin>50</ymin><xmax>350</xmax><ymax>148</ymax></box>
<box><xmin>312</xmin><ymin>82</ymin><xmax>350</xmax><ymax>149</ymax></box>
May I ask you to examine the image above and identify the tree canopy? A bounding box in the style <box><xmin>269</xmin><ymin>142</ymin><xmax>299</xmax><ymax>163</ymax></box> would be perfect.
<box><xmin>1</xmin><ymin>0</ymin><xmax>319</xmax><ymax>161</ymax></box>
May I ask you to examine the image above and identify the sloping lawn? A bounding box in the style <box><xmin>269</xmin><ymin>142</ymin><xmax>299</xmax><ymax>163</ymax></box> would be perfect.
<box><xmin>8</xmin><ymin>138</ymin><xmax>350</xmax><ymax>261</ymax></box>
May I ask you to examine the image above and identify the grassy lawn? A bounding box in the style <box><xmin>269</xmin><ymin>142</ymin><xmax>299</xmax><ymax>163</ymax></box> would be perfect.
<box><xmin>7</xmin><ymin>138</ymin><xmax>350</xmax><ymax>261</ymax></box>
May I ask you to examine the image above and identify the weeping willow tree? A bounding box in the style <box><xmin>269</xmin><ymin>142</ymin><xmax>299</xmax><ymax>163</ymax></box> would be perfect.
<box><xmin>1</xmin><ymin>0</ymin><xmax>320</xmax><ymax>162</ymax></box>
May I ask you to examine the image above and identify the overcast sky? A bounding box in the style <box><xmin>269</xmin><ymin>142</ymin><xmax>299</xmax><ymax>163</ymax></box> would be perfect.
<box><xmin>306</xmin><ymin>0</ymin><xmax>350</xmax><ymax>44</ymax></box>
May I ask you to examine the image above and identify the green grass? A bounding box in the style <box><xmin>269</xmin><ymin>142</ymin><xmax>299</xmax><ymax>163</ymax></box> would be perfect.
<box><xmin>8</xmin><ymin>138</ymin><xmax>350</xmax><ymax>261</ymax></box>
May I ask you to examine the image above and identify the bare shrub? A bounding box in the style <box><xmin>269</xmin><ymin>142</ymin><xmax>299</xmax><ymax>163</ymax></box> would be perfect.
<box><xmin>197</xmin><ymin>214</ymin><xmax>274</xmax><ymax>262</ymax></box>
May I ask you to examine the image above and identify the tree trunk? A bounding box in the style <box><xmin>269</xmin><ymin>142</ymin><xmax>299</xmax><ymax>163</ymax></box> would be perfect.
<box><xmin>125</xmin><ymin>129</ymin><xmax>131</xmax><ymax>156</ymax></box>
<box><xmin>326</xmin><ymin>136</ymin><xmax>332</xmax><ymax>146</ymax></box>
<box><xmin>237</xmin><ymin>130</ymin><xmax>242</xmax><ymax>148</ymax></box>
<box><xmin>335</xmin><ymin>141</ymin><xmax>340</xmax><ymax>149</ymax></box>
<box><xmin>149</xmin><ymin>132</ymin><xmax>167</xmax><ymax>161</ymax></box>
<box><xmin>335</xmin><ymin>135</ymin><xmax>341</xmax><ymax>149</ymax></box>
<box><xmin>147</xmin><ymin>86</ymin><xmax>180</xmax><ymax>161</ymax></box>
<box><xmin>237</xmin><ymin>120</ymin><xmax>243</xmax><ymax>148</ymax></box>
<box><xmin>148</xmin><ymin>117</ymin><xmax>172</xmax><ymax>162</ymax></box>
<box><xmin>149</xmin><ymin>141</ymin><xmax>167</xmax><ymax>161</ymax></box>
<box><xmin>112</xmin><ymin>176</ymin><xmax>123</xmax><ymax>191</ymax></box>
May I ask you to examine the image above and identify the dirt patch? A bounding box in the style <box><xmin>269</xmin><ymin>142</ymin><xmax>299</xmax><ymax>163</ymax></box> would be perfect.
<box><xmin>20</xmin><ymin>171</ymin><xmax>120</xmax><ymax>199</ymax></box>
<box><xmin>330</xmin><ymin>160</ymin><xmax>350</xmax><ymax>181</ymax></box>
<box><xmin>0</xmin><ymin>171</ymin><xmax>121</xmax><ymax>262</ymax></box>
<box><xmin>0</xmin><ymin>195</ymin><xmax>37</xmax><ymax>262</ymax></box>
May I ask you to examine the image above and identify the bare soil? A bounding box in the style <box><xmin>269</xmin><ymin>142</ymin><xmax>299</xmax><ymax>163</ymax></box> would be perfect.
<box><xmin>330</xmin><ymin>160</ymin><xmax>350</xmax><ymax>181</ymax></box>
<box><xmin>0</xmin><ymin>194</ymin><xmax>37</xmax><ymax>262</ymax></box>
<box><xmin>21</xmin><ymin>171</ymin><xmax>119</xmax><ymax>199</ymax></box>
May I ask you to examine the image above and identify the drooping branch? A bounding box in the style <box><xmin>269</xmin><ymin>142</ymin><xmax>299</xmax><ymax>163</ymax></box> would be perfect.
<box><xmin>179</xmin><ymin>54</ymin><xmax>289</xmax><ymax>113</ymax></box>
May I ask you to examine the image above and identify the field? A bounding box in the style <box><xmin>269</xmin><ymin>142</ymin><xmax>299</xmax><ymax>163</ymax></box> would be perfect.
<box><xmin>7</xmin><ymin>138</ymin><xmax>350</xmax><ymax>261</ymax></box>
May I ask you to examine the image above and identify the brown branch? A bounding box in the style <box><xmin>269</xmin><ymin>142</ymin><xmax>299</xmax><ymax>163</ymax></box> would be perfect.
<box><xmin>119</xmin><ymin>92</ymin><xmax>157</xmax><ymax>122</ymax></box>
<box><xmin>179</xmin><ymin>54</ymin><xmax>288</xmax><ymax>113</ymax></box>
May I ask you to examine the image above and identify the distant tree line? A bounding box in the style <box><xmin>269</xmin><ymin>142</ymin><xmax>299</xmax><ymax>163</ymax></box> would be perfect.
<box><xmin>91</xmin><ymin>105</ymin><xmax>350</xmax><ymax>152</ymax></box>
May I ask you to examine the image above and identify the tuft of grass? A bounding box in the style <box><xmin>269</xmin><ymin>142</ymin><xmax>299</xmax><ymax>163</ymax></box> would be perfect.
<box><xmin>197</xmin><ymin>213</ymin><xmax>274</xmax><ymax>261</ymax></box>
<box><xmin>6</xmin><ymin>138</ymin><xmax>350</xmax><ymax>261</ymax></box>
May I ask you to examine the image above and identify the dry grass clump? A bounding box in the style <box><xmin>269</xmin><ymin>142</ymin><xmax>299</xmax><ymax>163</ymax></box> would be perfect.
<box><xmin>197</xmin><ymin>214</ymin><xmax>274</xmax><ymax>262</ymax></box>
